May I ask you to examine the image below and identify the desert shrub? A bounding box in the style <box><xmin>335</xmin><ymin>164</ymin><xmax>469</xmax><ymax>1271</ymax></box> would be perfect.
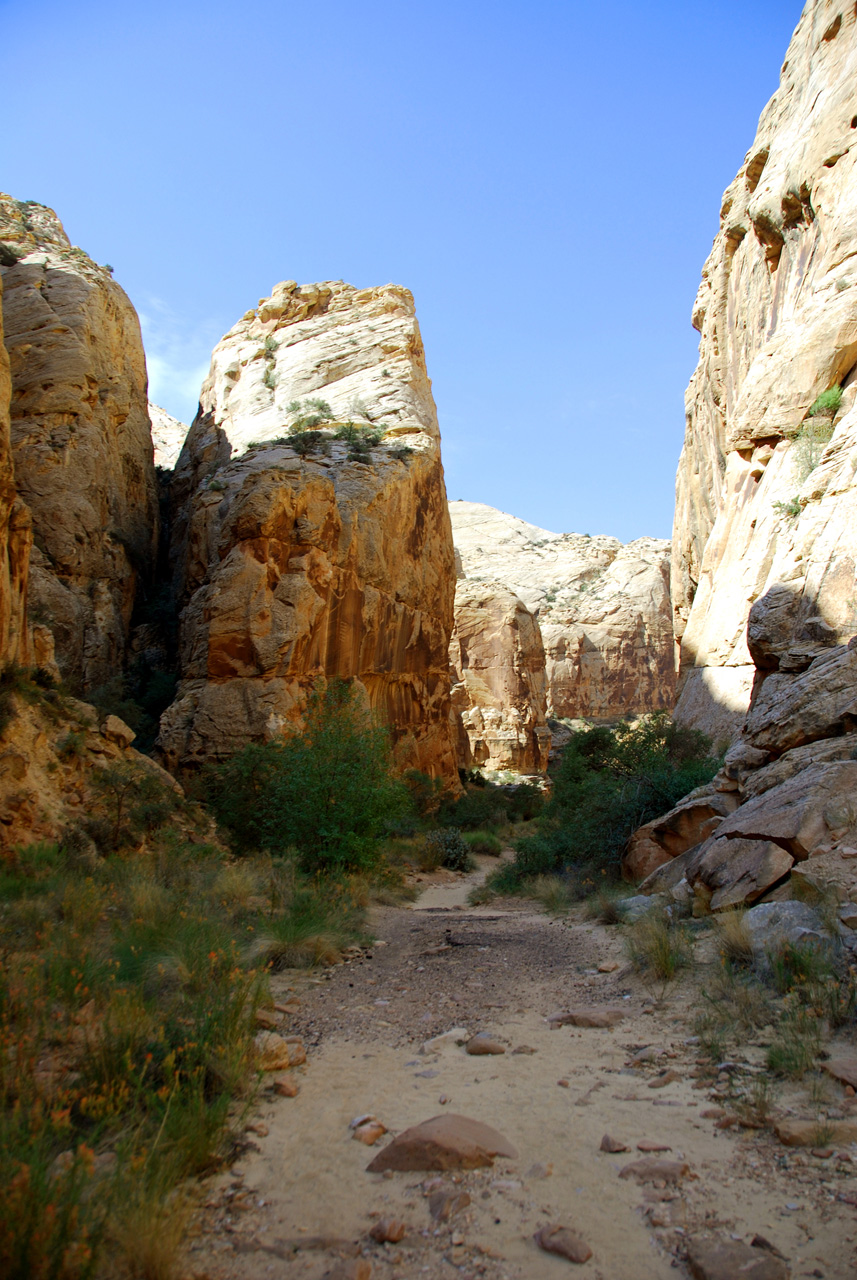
<box><xmin>286</xmin><ymin>398</ymin><xmax>334</xmax><ymax>429</ymax></box>
<box><xmin>766</xmin><ymin>1002</ymin><xmax>823</xmax><ymax>1078</ymax></box>
<box><xmin>808</xmin><ymin>385</ymin><xmax>842</xmax><ymax>417</ymax></box>
<box><xmin>499</xmin><ymin>714</ymin><xmax>719</xmax><ymax>890</ymax></box>
<box><xmin>334</xmin><ymin>421</ymin><xmax>383</xmax><ymax>461</ymax></box>
<box><xmin>793</xmin><ymin>417</ymin><xmax>835</xmax><ymax>481</ymax></box>
<box><xmin>288</xmin><ymin>428</ymin><xmax>329</xmax><ymax>457</ymax></box>
<box><xmin>438</xmin><ymin>780</ymin><xmax>509</xmax><ymax>830</ymax></box>
<box><xmin>463</xmin><ymin>830</ymin><xmax>503</xmax><ymax>855</ymax></box>
<box><xmin>772</xmin><ymin>496</ymin><xmax>802</xmax><ymax>519</ymax></box>
<box><xmin>204</xmin><ymin>680</ymin><xmax>408</xmax><ymax>871</ymax></box>
<box><xmin>423</xmin><ymin>828</ymin><xmax>474</xmax><ymax>873</ymax></box>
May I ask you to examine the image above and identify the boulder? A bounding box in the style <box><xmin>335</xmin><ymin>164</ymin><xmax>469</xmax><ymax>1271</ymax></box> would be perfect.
<box><xmin>744</xmin><ymin>901</ymin><xmax>832</xmax><ymax>969</ymax></box>
<box><xmin>533</xmin><ymin>1225</ymin><xmax>592</xmax><ymax>1265</ymax></box>
<box><xmin>741</xmin><ymin>734</ymin><xmax>857</xmax><ymax>801</ymax></box>
<box><xmin>365</xmin><ymin>1114</ymin><xmax>517</xmax><ymax>1172</ymax></box>
<box><xmin>744</xmin><ymin>648</ymin><xmax>857</xmax><ymax>756</ymax></box>
<box><xmin>623</xmin><ymin>788</ymin><xmax>739</xmax><ymax>881</ymax></box>
<box><xmin>686</xmin><ymin>836</ymin><xmax>793</xmax><ymax>912</ymax></box>
<box><xmin>686</xmin><ymin>1237</ymin><xmax>789</xmax><ymax>1280</ymax></box>
<box><xmin>710</xmin><ymin>763</ymin><xmax>857</xmax><ymax>858</ymax></box>
<box><xmin>100</xmin><ymin>715</ymin><xmax>136</xmax><ymax>749</ymax></box>
<box><xmin>774</xmin><ymin>1118</ymin><xmax>857</xmax><ymax>1147</ymax></box>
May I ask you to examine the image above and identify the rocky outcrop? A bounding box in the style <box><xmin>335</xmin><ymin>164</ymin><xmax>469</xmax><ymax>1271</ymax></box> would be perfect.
<box><xmin>149</xmin><ymin>402</ymin><xmax>188</xmax><ymax>470</ymax></box>
<box><xmin>449</xmin><ymin>501</ymin><xmax>675</xmax><ymax>721</ymax></box>
<box><xmin>449</xmin><ymin>580</ymin><xmax>550</xmax><ymax>774</ymax></box>
<box><xmin>160</xmin><ymin>280</ymin><xmax>458</xmax><ymax>780</ymax></box>
<box><xmin>672</xmin><ymin>1</ymin><xmax>857</xmax><ymax>741</ymax></box>
<box><xmin>0</xmin><ymin>273</ymin><xmax>31</xmax><ymax>668</ymax></box>
<box><xmin>0</xmin><ymin>195</ymin><xmax>158</xmax><ymax>691</ymax></box>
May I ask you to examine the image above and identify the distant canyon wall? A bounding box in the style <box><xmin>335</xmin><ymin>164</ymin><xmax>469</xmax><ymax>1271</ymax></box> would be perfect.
<box><xmin>672</xmin><ymin>0</ymin><xmax>857</xmax><ymax>743</ymax></box>
<box><xmin>449</xmin><ymin>501</ymin><xmax>674</xmax><ymax>770</ymax></box>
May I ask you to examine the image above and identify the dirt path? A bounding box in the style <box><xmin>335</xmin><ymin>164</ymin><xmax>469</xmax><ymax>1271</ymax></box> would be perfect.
<box><xmin>188</xmin><ymin>861</ymin><xmax>857</xmax><ymax>1279</ymax></box>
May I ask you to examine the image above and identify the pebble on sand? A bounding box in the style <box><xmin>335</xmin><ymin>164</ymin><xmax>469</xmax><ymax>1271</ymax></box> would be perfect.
<box><xmin>600</xmin><ymin>1134</ymin><xmax>629</xmax><ymax>1153</ymax></box>
<box><xmin>534</xmin><ymin>1224</ymin><xmax>593</xmax><ymax>1264</ymax></box>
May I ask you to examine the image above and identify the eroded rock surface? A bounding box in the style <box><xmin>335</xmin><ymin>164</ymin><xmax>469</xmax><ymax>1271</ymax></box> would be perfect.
<box><xmin>449</xmin><ymin>501</ymin><xmax>674</xmax><ymax>722</ymax></box>
<box><xmin>149</xmin><ymin>402</ymin><xmax>188</xmax><ymax>471</ymax></box>
<box><xmin>161</xmin><ymin>281</ymin><xmax>458</xmax><ymax>779</ymax></box>
<box><xmin>672</xmin><ymin>2</ymin><xmax>857</xmax><ymax>741</ymax></box>
<box><xmin>0</xmin><ymin>272</ymin><xmax>30</xmax><ymax>667</ymax></box>
<box><xmin>0</xmin><ymin>195</ymin><xmax>158</xmax><ymax>690</ymax></box>
<box><xmin>449</xmin><ymin>579</ymin><xmax>549</xmax><ymax>774</ymax></box>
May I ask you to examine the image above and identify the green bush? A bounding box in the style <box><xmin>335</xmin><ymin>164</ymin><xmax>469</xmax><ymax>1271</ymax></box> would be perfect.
<box><xmin>498</xmin><ymin>714</ymin><xmax>719</xmax><ymax>891</ymax></box>
<box><xmin>808</xmin><ymin>385</ymin><xmax>842</xmax><ymax>417</ymax></box>
<box><xmin>288</xmin><ymin>428</ymin><xmax>329</xmax><ymax>457</ymax></box>
<box><xmin>286</xmin><ymin>398</ymin><xmax>334</xmax><ymax>429</ymax></box>
<box><xmin>772</xmin><ymin>496</ymin><xmax>802</xmax><ymax>519</ymax></box>
<box><xmin>423</xmin><ymin>827</ymin><xmax>473</xmax><ymax>873</ymax></box>
<box><xmin>204</xmin><ymin>681</ymin><xmax>408</xmax><ymax>871</ymax></box>
<box><xmin>463</xmin><ymin>830</ymin><xmax>503</xmax><ymax>855</ymax></box>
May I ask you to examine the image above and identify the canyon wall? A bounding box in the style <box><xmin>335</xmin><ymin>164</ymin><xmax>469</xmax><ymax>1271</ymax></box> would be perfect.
<box><xmin>449</xmin><ymin>501</ymin><xmax>674</xmax><ymax>726</ymax></box>
<box><xmin>0</xmin><ymin>273</ymin><xmax>31</xmax><ymax>668</ymax></box>
<box><xmin>0</xmin><ymin>195</ymin><xmax>158</xmax><ymax>692</ymax></box>
<box><xmin>160</xmin><ymin>280</ymin><xmax>458</xmax><ymax>780</ymax></box>
<box><xmin>672</xmin><ymin>0</ymin><xmax>857</xmax><ymax>742</ymax></box>
<box><xmin>627</xmin><ymin>1</ymin><xmax>857</xmax><ymax>909</ymax></box>
<box><xmin>449</xmin><ymin>580</ymin><xmax>550</xmax><ymax>774</ymax></box>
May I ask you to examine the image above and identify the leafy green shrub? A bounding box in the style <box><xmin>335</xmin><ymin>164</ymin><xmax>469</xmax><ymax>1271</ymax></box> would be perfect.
<box><xmin>286</xmin><ymin>398</ymin><xmax>334</xmax><ymax>429</ymax></box>
<box><xmin>772</xmin><ymin>496</ymin><xmax>802</xmax><ymax>519</ymax></box>
<box><xmin>334</xmin><ymin>421</ymin><xmax>383</xmax><ymax>462</ymax></box>
<box><xmin>463</xmin><ymin>830</ymin><xmax>503</xmax><ymax>855</ymax></box>
<box><xmin>808</xmin><ymin>385</ymin><xmax>842</xmax><ymax>417</ymax></box>
<box><xmin>500</xmin><ymin>714</ymin><xmax>719</xmax><ymax>890</ymax></box>
<box><xmin>263</xmin><ymin>366</ymin><xmax>278</xmax><ymax>390</ymax></box>
<box><xmin>287</xmin><ymin>428</ymin><xmax>329</xmax><ymax>457</ymax></box>
<box><xmin>204</xmin><ymin>681</ymin><xmax>408</xmax><ymax>871</ymax></box>
<box><xmin>423</xmin><ymin>827</ymin><xmax>473</xmax><ymax>873</ymax></box>
<box><xmin>438</xmin><ymin>781</ymin><xmax>509</xmax><ymax>830</ymax></box>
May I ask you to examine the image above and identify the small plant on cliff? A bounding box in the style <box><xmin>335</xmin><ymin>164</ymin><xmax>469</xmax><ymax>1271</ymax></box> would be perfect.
<box><xmin>286</xmin><ymin>398</ymin><xmax>334</xmax><ymax>430</ymax></box>
<box><xmin>334</xmin><ymin>421</ymin><xmax>383</xmax><ymax>462</ymax></box>
<box><xmin>287</xmin><ymin>428</ymin><xmax>330</xmax><ymax>457</ymax></box>
<box><xmin>808</xmin><ymin>384</ymin><xmax>842</xmax><ymax>417</ymax></box>
<box><xmin>204</xmin><ymin>680</ymin><xmax>408</xmax><ymax>872</ymax></box>
<box><xmin>772</xmin><ymin>496</ymin><xmax>802</xmax><ymax>519</ymax></box>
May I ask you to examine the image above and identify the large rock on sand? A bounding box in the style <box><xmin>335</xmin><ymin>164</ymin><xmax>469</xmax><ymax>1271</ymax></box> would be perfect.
<box><xmin>365</xmin><ymin>1114</ymin><xmax>517</xmax><ymax>1172</ymax></box>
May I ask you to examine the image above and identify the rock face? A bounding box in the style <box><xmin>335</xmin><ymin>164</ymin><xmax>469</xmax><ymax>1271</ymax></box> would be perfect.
<box><xmin>149</xmin><ymin>402</ymin><xmax>188</xmax><ymax>471</ymax></box>
<box><xmin>449</xmin><ymin>501</ymin><xmax>675</xmax><ymax>722</ymax></box>
<box><xmin>632</xmin><ymin>3</ymin><xmax>857</xmax><ymax>912</ymax></box>
<box><xmin>0</xmin><ymin>195</ymin><xmax>158</xmax><ymax>691</ymax></box>
<box><xmin>0</xmin><ymin>272</ymin><xmax>31</xmax><ymax>668</ymax></box>
<box><xmin>672</xmin><ymin>2</ymin><xmax>857</xmax><ymax>741</ymax></box>
<box><xmin>449</xmin><ymin>579</ymin><xmax>550</xmax><ymax>774</ymax></box>
<box><xmin>160</xmin><ymin>280</ymin><xmax>458</xmax><ymax>779</ymax></box>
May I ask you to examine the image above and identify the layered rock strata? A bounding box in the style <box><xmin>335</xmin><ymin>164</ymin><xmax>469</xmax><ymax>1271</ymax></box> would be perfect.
<box><xmin>449</xmin><ymin>580</ymin><xmax>550</xmax><ymax>774</ymax></box>
<box><xmin>672</xmin><ymin>0</ymin><xmax>857</xmax><ymax>741</ymax></box>
<box><xmin>449</xmin><ymin>501</ymin><xmax>675</xmax><ymax>722</ymax></box>
<box><xmin>0</xmin><ymin>273</ymin><xmax>30</xmax><ymax>667</ymax></box>
<box><xmin>160</xmin><ymin>280</ymin><xmax>458</xmax><ymax>779</ymax></box>
<box><xmin>0</xmin><ymin>195</ymin><xmax>158</xmax><ymax>691</ymax></box>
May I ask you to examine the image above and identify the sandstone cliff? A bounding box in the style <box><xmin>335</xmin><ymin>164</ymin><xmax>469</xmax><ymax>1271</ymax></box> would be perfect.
<box><xmin>160</xmin><ymin>280</ymin><xmax>458</xmax><ymax>780</ymax></box>
<box><xmin>0</xmin><ymin>273</ymin><xmax>30</xmax><ymax>669</ymax></box>
<box><xmin>449</xmin><ymin>501</ymin><xmax>675</xmax><ymax>723</ymax></box>
<box><xmin>626</xmin><ymin>1</ymin><xmax>857</xmax><ymax>911</ymax></box>
<box><xmin>672</xmin><ymin>0</ymin><xmax>857</xmax><ymax>741</ymax></box>
<box><xmin>450</xmin><ymin>580</ymin><xmax>550</xmax><ymax>774</ymax></box>
<box><xmin>149</xmin><ymin>402</ymin><xmax>188</xmax><ymax>471</ymax></box>
<box><xmin>0</xmin><ymin>195</ymin><xmax>158</xmax><ymax>692</ymax></box>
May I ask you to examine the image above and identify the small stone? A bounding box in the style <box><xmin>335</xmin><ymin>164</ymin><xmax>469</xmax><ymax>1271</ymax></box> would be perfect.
<box><xmin>255</xmin><ymin>1008</ymin><xmax>282</xmax><ymax>1030</ymax></box>
<box><xmin>439</xmin><ymin>1094</ymin><xmax>450</xmax><ymax>1105</ymax></box>
<box><xmin>353</xmin><ymin>1121</ymin><xmax>387</xmax><ymax>1146</ymax></box>
<box><xmin>648</xmin><ymin>1069</ymin><xmax>680</xmax><ymax>1089</ymax></box>
<box><xmin>465</xmin><ymin>1035</ymin><xmax>505</xmax><ymax>1056</ymax></box>
<box><xmin>618</xmin><ymin>1158</ymin><xmax>690</xmax><ymax>1185</ymax></box>
<box><xmin>274</xmin><ymin>1077</ymin><xmax>299</xmax><ymax>1097</ymax></box>
<box><xmin>701</xmin><ymin>1108</ymin><xmax>726</xmax><ymax>1119</ymax></box>
<box><xmin>421</xmin><ymin>1028</ymin><xmax>470</xmax><ymax>1054</ymax></box>
<box><xmin>322</xmin><ymin>1261</ymin><xmax>372</xmax><ymax>1280</ymax></box>
<box><xmin>534</xmin><ymin>1224</ymin><xmax>592</xmax><ymax>1264</ymax></box>
<box><xmin>254</xmin><ymin>1031</ymin><xmax>293</xmax><ymax>1070</ymax></box>
<box><xmin>369</xmin><ymin>1218</ymin><xmax>407</xmax><ymax>1243</ymax></box>
<box><xmin>557</xmin><ymin>1078</ymin><xmax>570</xmax><ymax>1088</ymax></box>
<box><xmin>823</xmin><ymin>1056</ymin><xmax>857</xmax><ymax>1089</ymax></box>
<box><xmin>365</xmin><ymin>1114</ymin><xmax>517</xmax><ymax>1172</ymax></box>
<box><xmin>547</xmin><ymin>1007</ymin><xmax>626</xmax><ymax>1029</ymax></box>
<box><xmin>512</xmin><ymin>1045</ymin><xmax>537</xmax><ymax>1054</ymax></box>
<box><xmin>600</xmin><ymin>1134</ymin><xmax>629</xmax><ymax>1153</ymax></box>
<box><xmin>526</xmin><ymin>1161</ymin><xmax>553</xmax><ymax>1179</ymax></box>
<box><xmin>429</xmin><ymin>1190</ymin><xmax>471</xmax><ymax>1222</ymax></box>
<box><xmin>246</xmin><ymin>1122</ymin><xmax>269</xmax><ymax>1137</ymax></box>
<box><xmin>598</xmin><ymin>960</ymin><xmax>620</xmax><ymax>973</ymax></box>
<box><xmin>637</xmin><ymin>1139</ymin><xmax>671</xmax><ymax>1152</ymax></box>
<box><xmin>685</xmin><ymin>1236</ymin><xmax>788</xmax><ymax>1279</ymax></box>
<box><xmin>811</xmin><ymin>1147</ymin><xmax>834</xmax><ymax>1159</ymax></box>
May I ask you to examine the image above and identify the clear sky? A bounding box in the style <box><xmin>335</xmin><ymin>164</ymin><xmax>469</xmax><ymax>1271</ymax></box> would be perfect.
<box><xmin>2</xmin><ymin>0</ymin><xmax>803</xmax><ymax>542</ymax></box>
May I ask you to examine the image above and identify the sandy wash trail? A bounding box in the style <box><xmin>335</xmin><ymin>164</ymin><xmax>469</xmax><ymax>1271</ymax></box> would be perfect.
<box><xmin>187</xmin><ymin>859</ymin><xmax>857</xmax><ymax>1280</ymax></box>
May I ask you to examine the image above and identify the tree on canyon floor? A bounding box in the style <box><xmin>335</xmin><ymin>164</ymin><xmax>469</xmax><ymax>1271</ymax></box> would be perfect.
<box><xmin>204</xmin><ymin>680</ymin><xmax>408</xmax><ymax>872</ymax></box>
<box><xmin>491</xmin><ymin>713</ymin><xmax>720</xmax><ymax>895</ymax></box>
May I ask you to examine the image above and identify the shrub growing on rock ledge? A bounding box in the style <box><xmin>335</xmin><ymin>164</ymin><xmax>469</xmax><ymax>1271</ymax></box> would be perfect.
<box><xmin>204</xmin><ymin>680</ymin><xmax>408</xmax><ymax>872</ymax></box>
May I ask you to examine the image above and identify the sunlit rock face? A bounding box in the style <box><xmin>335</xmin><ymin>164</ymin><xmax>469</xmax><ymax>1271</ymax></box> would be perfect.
<box><xmin>0</xmin><ymin>273</ymin><xmax>31</xmax><ymax>669</ymax></box>
<box><xmin>149</xmin><ymin>403</ymin><xmax>188</xmax><ymax>471</ymax></box>
<box><xmin>449</xmin><ymin>501</ymin><xmax>674</xmax><ymax>723</ymax></box>
<box><xmin>672</xmin><ymin>0</ymin><xmax>857</xmax><ymax>741</ymax></box>
<box><xmin>450</xmin><ymin>580</ymin><xmax>550</xmax><ymax>775</ymax></box>
<box><xmin>0</xmin><ymin>195</ymin><xmax>158</xmax><ymax>690</ymax></box>
<box><xmin>160</xmin><ymin>280</ymin><xmax>458</xmax><ymax>780</ymax></box>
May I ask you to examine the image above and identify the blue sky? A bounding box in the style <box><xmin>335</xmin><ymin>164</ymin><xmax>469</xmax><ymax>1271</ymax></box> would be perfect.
<box><xmin>1</xmin><ymin>0</ymin><xmax>803</xmax><ymax>541</ymax></box>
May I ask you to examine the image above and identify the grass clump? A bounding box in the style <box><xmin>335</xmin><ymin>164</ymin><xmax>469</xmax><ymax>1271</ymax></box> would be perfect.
<box><xmin>494</xmin><ymin>714</ymin><xmax>719</xmax><ymax>895</ymax></box>
<box><xmin>766</xmin><ymin>1001</ymin><xmax>823</xmax><ymax>1079</ymax></box>
<box><xmin>808</xmin><ymin>385</ymin><xmax>842</xmax><ymax>417</ymax></box>
<box><xmin>583</xmin><ymin>882</ymin><xmax>633</xmax><ymax>924</ymax></box>
<box><xmin>715</xmin><ymin>909</ymin><xmax>754</xmax><ymax>967</ymax></box>
<box><xmin>462</xmin><ymin>830</ymin><xmax>503</xmax><ymax>855</ymax></box>
<box><xmin>626</xmin><ymin>909</ymin><xmax>692</xmax><ymax>1000</ymax></box>
<box><xmin>204</xmin><ymin>680</ymin><xmax>408</xmax><ymax>873</ymax></box>
<box><xmin>531</xmin><ymin>875</ymin><xmax>574</xmax><ymax>916</ymax></box>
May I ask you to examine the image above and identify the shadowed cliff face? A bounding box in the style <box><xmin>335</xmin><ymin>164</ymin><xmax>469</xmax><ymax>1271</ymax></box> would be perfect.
<box><xmin>160</xmin><ymin>281</ymin><xmax>458</xmax><ymax>780</ymax></box>
<box><xmin>0</xmin><ymin>274</ymin><xmax>31</xmax><ymax>668</ymax></box>
<box><xmin>0</xmin><ymin>195</ymin><xmax>158</xmax><ymax>691</ymax></box>
<box><xmin>673</xmin><ymin>0</ymin><xmax>857</xmax><ymax>740</ymax></box>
